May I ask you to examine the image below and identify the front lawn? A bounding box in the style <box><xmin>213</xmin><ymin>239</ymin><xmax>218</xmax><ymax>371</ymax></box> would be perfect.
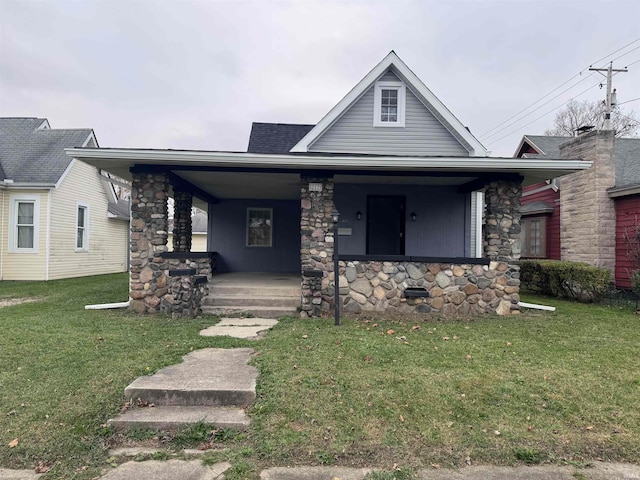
<box><xmin>1</xmin><ymin>275</ymin><xmax>639</xmax><ymax>479</ymax></box>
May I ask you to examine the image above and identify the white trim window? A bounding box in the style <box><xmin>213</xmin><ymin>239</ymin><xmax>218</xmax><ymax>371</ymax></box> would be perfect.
<box><xmin>76</xmin><ymin>203</ymin><xmax>89</xmax><ymax>251</ymax></box>
<box><xmin>373</xmin><ymin>81</ymin><xmax>406</xmax><ymax>127</ymax></box>
<box><xmin>246</xmin><ymin>208</ymin><xmax>273</xmax><ymax>247</ymax></box>
<box><xmin>9</xmin><ymin>195</ymin><xmax>40</xmax><ymax>253</ymax></box>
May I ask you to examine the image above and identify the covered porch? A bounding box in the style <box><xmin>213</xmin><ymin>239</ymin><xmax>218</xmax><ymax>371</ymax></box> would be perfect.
<box><xmin>67</xmin><ymin>148</ymin><xmax>591</xmax><ymax>318</ymax></box>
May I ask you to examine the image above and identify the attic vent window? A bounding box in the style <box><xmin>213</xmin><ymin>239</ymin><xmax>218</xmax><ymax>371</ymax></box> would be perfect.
<box><xmin>374</xmin><ymin>81</ymin><xmax>405</xmax><ymax>127</ymax></box>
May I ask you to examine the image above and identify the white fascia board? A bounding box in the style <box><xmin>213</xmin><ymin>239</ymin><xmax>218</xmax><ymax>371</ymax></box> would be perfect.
<box><xmin>522</xmin><ymin>182</ymin><xmax>556</xmax><ymax>197</ymax></box>
<box><xmin>54</xmin><ymin>158</ymin><xmax>76</xmax><ymax>189</ymax></box>
<box><xmin>6</xmin><ymin>182</ymin><xmax>56</xmax><ymax>189</ymax></box>
<box><xmin>83</xmin><ymin>130</ymin><xmax>99</xmax><ymax>148</ymax></box>
<box><xmin>290</xmin><ymin>52</ymin><xmax>488</xmax><ymax>156</ymax></box>
<box><xmin>66</xmin><ymin>147</ymin><xmax>591</xmax><ymax>177</ymax></box>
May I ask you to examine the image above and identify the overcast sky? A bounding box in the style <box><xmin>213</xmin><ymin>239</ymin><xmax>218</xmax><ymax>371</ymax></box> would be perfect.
<box><xmin>1</xmin><ymin>0</ymin><xmax>639</xmax><ymax>157</ymax></box>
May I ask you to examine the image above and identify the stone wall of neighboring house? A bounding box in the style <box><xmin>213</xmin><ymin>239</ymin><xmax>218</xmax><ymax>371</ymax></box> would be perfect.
<box><xmin>338</xmin><ymin>260</ymin><xmax>519</xmax><ymax>316</ymax></box>
<box><xmin>560</xmin><ymin>131</ymin><xmax>616</xmax><ymax>273</ymax></box>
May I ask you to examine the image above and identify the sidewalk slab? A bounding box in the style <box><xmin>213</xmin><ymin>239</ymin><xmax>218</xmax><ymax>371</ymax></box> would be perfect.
<box><xmin>260</xmin><ymin>466</ymin><xmax>373</xmax><ymax>480</ymax></box>
<box><xmin>99</xmin><ymin>460</ymin><xmax>230</xmax><ymax>480</ymax></box>
<box><xmin>415</xmin><ymin>462</ymin><xmax>640</xmax><ymax>479</ymax></box>
<box><xmin>0</xmin><ymin>469</ymin><xmax>42</xmax><ymax>479</ymax></box>
<box><xmin>108</xmin><ymin>405</ymin><xmax>249</xmax><ymax>431</ymax></box>
<box><xmin>124</xmin><ymin>348</ymin><xmax>256</xmax><ymax>407</ymax></box>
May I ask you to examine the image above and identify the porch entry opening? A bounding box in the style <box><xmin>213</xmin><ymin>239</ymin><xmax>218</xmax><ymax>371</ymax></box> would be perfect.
<box><xmin>366</xmin><ymin>195</ymin><xmax>406</xmax><ymax>255</ymax></box>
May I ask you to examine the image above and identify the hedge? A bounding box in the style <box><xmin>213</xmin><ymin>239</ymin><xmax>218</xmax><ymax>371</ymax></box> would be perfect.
<box><xmin>520</xmin><ymin>259</ymin><xmax>611</xmax><ymax>302</ymax></box>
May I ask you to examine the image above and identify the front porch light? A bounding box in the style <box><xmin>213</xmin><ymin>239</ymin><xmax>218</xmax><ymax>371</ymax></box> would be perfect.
<box><xmin>356</xmin><ymin>211</ymin><xmax>362</xmax><ymax>221</ymax></box>
<box><xmin>411</xmin><ymin>212</ymin><xmax>417</xmax><ymax>222</ymax></box>
<box><xmin>331</xmin><ymin>209</ymin><xmax>340</xmax><ymax>224</ymax></box>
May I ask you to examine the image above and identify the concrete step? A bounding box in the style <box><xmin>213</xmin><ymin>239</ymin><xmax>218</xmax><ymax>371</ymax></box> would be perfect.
<box><xmin>108</xmin><ymin>405</ymin><xmax>250</xmax><ymax>432</ymax></box>
<box><xmin>201</xmin><ymin>305</ymin><xmax>298</xmax><ymax>319</ymax></box>
<box><xmin>208</xmin><ymin>285</ymin><xmax>300</xmax><ymax>297</ymax></box>
<box><xmin>202</xmin><ymin>294</ymin><xmax>300</xmax><ymax>308</ymax></box>
<box><xmin>124</xmin><ymin>348</ymin><xmax>256</xmax><ymax>407</ymax></box>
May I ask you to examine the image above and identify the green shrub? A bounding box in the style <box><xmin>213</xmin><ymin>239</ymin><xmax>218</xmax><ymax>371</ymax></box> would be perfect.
<box><xmin>520</xmin><ymin>260</ymin><xmax>610</xmax><ymax>302</ymax></box>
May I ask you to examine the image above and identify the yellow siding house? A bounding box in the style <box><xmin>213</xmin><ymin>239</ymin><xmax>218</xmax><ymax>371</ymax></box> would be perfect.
<box><xmin>0</xmin><ymin>118</ymin><xmax>128</xmax><ymax>280</ymax></box>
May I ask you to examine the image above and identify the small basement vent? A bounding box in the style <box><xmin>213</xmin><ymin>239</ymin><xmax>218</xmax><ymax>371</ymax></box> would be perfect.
<box><xmin>403</xmin><ymin>287</ymin><xmax>429</xmax><ymax>298</ymax></box>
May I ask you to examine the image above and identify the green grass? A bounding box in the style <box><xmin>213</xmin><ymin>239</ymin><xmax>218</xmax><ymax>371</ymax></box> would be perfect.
<box><xmin>1</xmin><ymin>275</ymin><xmax>640</xmax><ymax>479</ymax></box>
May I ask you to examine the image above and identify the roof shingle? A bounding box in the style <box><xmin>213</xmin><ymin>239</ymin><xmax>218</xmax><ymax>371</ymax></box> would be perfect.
<box><xmin>0</xmin><ymin>117</ymin><xmax>93</xmax><ymax>184</ymax></box>
<box><xmin>247</xmin><ymin>122</ymin><xmax>315</xmax><ymax>154</ymax></box>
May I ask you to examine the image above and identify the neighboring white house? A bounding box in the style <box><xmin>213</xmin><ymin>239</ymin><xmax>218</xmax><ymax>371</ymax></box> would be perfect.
<box><xmin>0</xmin><ymin>117</ymin><xmax>129</xmax><ymax>280</ymax></box>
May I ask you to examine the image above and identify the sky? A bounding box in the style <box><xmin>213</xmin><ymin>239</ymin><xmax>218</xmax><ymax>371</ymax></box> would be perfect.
<box><xmin>1</xmin><ymin>0</ymin><xmax>639</xmax><ymax>157</ymax></box>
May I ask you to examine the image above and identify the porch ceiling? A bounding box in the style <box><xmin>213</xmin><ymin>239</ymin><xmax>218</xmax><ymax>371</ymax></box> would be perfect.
<box><xmin>172</xmin><ymin>171</ymin><xmax>482</xmax><ymax>201</ymax></box>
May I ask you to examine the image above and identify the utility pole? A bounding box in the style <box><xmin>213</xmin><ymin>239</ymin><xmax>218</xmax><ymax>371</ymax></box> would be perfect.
<box><xmin>589</xmin><ymin>62</ymin><xmax>628</xmax><ymax>130</ymax></box>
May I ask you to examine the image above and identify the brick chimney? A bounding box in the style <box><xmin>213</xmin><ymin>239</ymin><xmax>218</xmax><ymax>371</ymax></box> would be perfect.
<box><xmin>559</xmin><ymin>130</ymin><xmax>616</xmax><ymax>273</ymax></box>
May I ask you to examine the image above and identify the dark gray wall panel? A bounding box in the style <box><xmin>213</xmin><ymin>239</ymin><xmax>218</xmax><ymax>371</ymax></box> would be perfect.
<box><xmin>334</xmin><ymin>184</ymin><xmax>467</xmax><ymax>257</ymax></box>
<box><xmin>208</xmin><ymin>199</ymin><xmax>300</xmax><ymax>273</ymax></box>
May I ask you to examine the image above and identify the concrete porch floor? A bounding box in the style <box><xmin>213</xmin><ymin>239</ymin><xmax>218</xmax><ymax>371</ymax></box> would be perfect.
<box><xmin>209</xmin><ymin>272</ymin><xmax>301</xmax><ymax>289</ymax></box>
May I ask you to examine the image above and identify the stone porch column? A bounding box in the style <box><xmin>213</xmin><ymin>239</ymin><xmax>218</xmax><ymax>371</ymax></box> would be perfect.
<box><xmin>483</xmin><ymin>179</ymin><xmax>522</xmax><ymax>315</ymax></box>
<box><xmin>483</xmin><ymin>179</ymin><xmax>523</xmax><ymax>262</ymax></box>
<box><xmin>300</xmin><ymin>176</ymin><xmax>335</xmax><ymax>318</ymax></box>
<box><xmin>172</xmin><ymin>189</ymin><xmax>193</xmax><ymax>253</ymax></box>
<box><xmin>129</xmin><ymin>172</ymin><xmax>170</xmax><ymax>314</ymax></box>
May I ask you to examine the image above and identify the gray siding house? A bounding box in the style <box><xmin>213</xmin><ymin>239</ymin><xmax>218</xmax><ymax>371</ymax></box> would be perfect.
<box><xmin>68</xmin><ymin>52</ymin><xmax>590</xmax><ymax>318</ymax></box>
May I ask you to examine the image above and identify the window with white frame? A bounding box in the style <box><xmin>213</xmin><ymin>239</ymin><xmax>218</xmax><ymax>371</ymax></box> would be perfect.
<box><xmin>246</xmin><ymin>208</ymin><xmax>272</xmax><ymax>247</ymax></box>
<box><xmin>9</xmin><ymin>195</ymin><xmax>39</xmax><ymax>253</ymax></box>
<box><xmin>373</xmin><ymin>81</ymin><xmax>406</xmax><ymax>127</ymax></box>
<box><xmin>76</xmin><ymin>203</ymin><xmax>89</xmax><ymax>251</ymax></box>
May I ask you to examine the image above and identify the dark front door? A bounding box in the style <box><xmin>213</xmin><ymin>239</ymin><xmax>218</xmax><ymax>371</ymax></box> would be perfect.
<box><xmin>366</xmin><ymin>195</ymin><xmax>406</xmax><ymax>255</ymax></box>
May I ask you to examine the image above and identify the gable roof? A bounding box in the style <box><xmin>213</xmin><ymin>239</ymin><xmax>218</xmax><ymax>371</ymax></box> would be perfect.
<box><xmin>514</xmin><ymin>135</ymin><xmax>569</xmax><ymax>158</ymax></box>
<box><xmin>0</xmin><ymin>117</ymin><xmax>95</xmax><ymax>185</ymax></box>
<box><xmin>290</xmin><ymin>51</ymin><xmax>488</xmax><ymax>156</ymax></box>
<box><xmin>247</xmin><ymin>122</ymin><xmax>315</xmax><ymax>154</ymax></box>
<box><xmin>517</xmin><ymin>134</ymin><xmax>640</xmax><ymax>191</ymax></box>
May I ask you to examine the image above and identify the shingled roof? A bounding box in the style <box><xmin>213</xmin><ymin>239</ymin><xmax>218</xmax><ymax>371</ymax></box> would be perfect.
<box><xmin>519</xmin><ymin>134</ymin><xmax>640</xmax><ymax>188</ymax></box>
<box><xmin>517</xmin><ymin>135</ymin><xmax>568</xmax><ymax>158</ymax></box>
<box><xmin>247</xmin><ymin>122</ymin><xmax>315</xmax><ymax>154</ymax></box>
<box><xmin>0</xmin><ymin>117</ymin><xmax>94</xmax><ymax>184</ymax></box>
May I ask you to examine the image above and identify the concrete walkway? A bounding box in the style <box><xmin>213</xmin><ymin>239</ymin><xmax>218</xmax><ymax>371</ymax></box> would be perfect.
<box><xmin>200</xmin><ymin>317</ymin><xmax>279</xmax><ymax>339</ymax></box>
<box><xmin>107</xmin><ymin>348</ymin><xmax>256</xmax><ymax>431</ymax></box>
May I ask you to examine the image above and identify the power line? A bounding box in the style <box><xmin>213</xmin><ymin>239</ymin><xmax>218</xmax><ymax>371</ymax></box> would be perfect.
<box><xmin>611</xmin><ymin>44</ymin><xmax>640</xmax><ymax>63</ymax></box>
<box><xmin>485</xmin><ymin>80</ymin><xmax>603</xmax><ymax>147</ymax></box>
<box><xmin>617</xmin><ymin>97</ymin><xmax>640</xmax><ymax>106</ymax></box>
<box><xmin>479</xmin><ymin>36</ymin><xmax>640</xmax><ymax>140</ymax></box>
<box><xmin>589</xmin><ymin>36</ymin><xmax>640</xmax><ymax>66</ymax></box>
<box><xmin>625</xmin><ymin>58</ymin><xmax>640</xmax><ymax>68</ymax></box>
<box><xmin>481</xmin><ymin>73</ymin><xmax>596</xmax><ymax>141</ymax></box>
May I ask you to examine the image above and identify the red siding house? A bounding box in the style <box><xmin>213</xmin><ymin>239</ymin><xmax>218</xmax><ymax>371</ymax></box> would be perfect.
<box><xmin>515</xmin><ymin>133</ymin><xmax>640</xmax><ymax>289</ymax></box>
<box><xmin>515</xmin><ymin>136</ymin><xmax>566</xmax><ymax>261</ymax></box>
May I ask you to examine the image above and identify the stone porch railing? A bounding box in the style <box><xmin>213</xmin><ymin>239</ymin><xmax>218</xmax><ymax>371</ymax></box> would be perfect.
<box><xmin>337</xmin><ymin>256</ymin><xmax>520</xmax><ymax>316</ymax></box>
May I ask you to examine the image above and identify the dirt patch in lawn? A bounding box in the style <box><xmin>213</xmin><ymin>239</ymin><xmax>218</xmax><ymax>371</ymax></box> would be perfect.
<box><xmin>0</xmin><ymin>296</ymin><xmax>41</xmax><ymax>308</ymax></box>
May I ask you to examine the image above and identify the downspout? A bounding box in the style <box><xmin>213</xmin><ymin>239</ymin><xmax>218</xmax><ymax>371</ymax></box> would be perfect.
<box><xmin>475</xmin><ymin>191</ymin><xmax>484</xmax><ymax>258</ymax></box>
<box><xmin>45</xmin><ymin>190</ymin><xmax>52</xmax><ymax>280</ymax></box>
<box><xmin>0</xmin><ymin>188</ymin><xmax>4</xmax><ymax>280</ymax></box>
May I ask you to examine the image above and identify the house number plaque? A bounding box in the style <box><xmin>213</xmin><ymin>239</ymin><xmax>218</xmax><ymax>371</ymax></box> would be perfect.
<box><xmin>308</xmin><ymin>183</ymin><xmax>323</xmax><ymax>192</ymax></box>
